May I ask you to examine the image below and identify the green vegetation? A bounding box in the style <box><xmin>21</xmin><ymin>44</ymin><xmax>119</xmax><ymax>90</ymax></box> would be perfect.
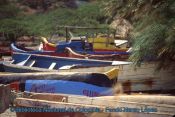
<box><xmin>1</xmin><ymin>0</ymin><xmax>175</xmax><ymax>69</ymax></box>
<box><xmin>0</xmin><ymin>1</ymin><xmax>107</xmax><ymax>39</ymax></box>
<box><xmin>103</xmin><ymin>0</ymin><xmax>175</xmax><ymax>69</ymax></box>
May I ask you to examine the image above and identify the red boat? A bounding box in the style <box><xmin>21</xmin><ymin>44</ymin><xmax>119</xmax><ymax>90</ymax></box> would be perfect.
<box><xmin>41</xmin><ymin>37</ymin><xmax>130</xmax><ymax>54</ymax></box>
<box><xmin>65</xmin><ymin>47</ymin><xmax>128</xmax><ymax>61</ymax></box>
<box><xmin>11</xmin><ymin>43</ymin><xmax>129</xmax><ymax>61</ymax></box>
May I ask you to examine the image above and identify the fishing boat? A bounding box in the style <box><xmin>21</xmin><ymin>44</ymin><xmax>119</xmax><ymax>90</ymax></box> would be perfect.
<box><xmin>41</xmin><ymin>37</ymin><xmax>130</xmax><ymax>55</ymax></box>
<box><xmin>57</xmin><ymin>62</ymin><xmax>175</xmax><ymax>94</ymax></box>
<box><xmin>45</xmin><ymin>26</ymin><xmax>129</xmax><ymax>52</ymax></box>
<box><xmin>10</xmin><ymin>52</ymin><xmax>175</xmax><ymax>94</ymax></box>
<box><xmin>0</xmin><ymin>66</ymin><xmax>118</xmax><ymax>98</ymax></box>
<box><xmin>0</xmin><ymin>67</ymin><xmax>117</xmax><ymax>86</ymax></box>
<box><xmin>65</xmin><ymin>47</ymin><xmax>129</xmax><ymax>61</ymax></box>
<box><xmin>41</xmin><ymin>36</ymin><xmax>93</xmax><ymax>53</ymax></box>
<box><xmin>11</xmin><ymin>43</ymin><xmax>67</xmax><ymax>57</ymax></box>
<box><xmin>0</xmin><ymin>62</ymin><xmax>57</xmax><ymax>92</ymax></box>
<box><xmin>12</xmin><ymin>92</ymin><xmax>175</xmax><ymax>117</ymax></box>
<box><xmin>88</xmin><ymin>36</ymin><xmax>129</xmax><ymax>52</ymax></box>
<box><xmin>11</xmin><ymin>52</ymin><xmax>129</xmax><ymax>70</ymax></box>
<box><xmin>11</xmin><ymin>43</ymin><xmax>129</xmax><ymax>61</ymax></box>
<box><xmin>0</xmin><ymin>62</ymin><xmax>52</xmax><ymax>73</ymax></box>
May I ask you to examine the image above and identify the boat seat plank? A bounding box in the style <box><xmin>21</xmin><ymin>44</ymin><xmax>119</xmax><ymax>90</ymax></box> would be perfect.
<box><xmin>28</xmin><ymin>60</ymin><xmax>36</xmax><ymax>67</ymax></box>
<box><xmin>49</xmin><ymin>62</ymin><xmax>56</xmax><ymax>70</ymax></box>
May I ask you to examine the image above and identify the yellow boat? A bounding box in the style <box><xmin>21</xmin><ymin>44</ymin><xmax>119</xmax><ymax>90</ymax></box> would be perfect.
<box><xmin>41</xmin><ymin>26</ymin><xmax>129</xmax><ymax>52</ymax></box>
<box><xmin>41</xmin><ymin>36</ymin><xmax>129</xmax><ymax>52</ymax></box>
<box><xmin>88</xmin><ymin>35</ymin><xmax>128</xmax><ymax>52</ymax></box>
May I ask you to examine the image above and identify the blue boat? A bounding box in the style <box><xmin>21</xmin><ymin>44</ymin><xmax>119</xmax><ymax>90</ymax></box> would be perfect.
<box><xmin>12</xmin><ymin>52</ymin><xmax>119</xmax><ymax>70</ymax></box>
<box><xmin>0</xmin><ymin>62</ymin><xmax>50</xmax><ymax>73</ymax></box>
<box><xmin>0</xmin><ymin>63</ymin><xmax>117</xmax><ymax>97</ymax></box>
<box><xmin>0</xmin><ymin>66</ymin><xmax>117</xmax><ymax>87</ymax></box>
<box><xmin>25</xmin><ymin>80</ymin><xmax>113</xmax><ymax>97</ymax></box>
<box><xmin>11</xmin><ymin>43</ymin><xmax>67</xmax><ymax>57</ymax></box>
<box><xmin>11</xmin><ymin>43</ymin><xmax>129</xmax><ymax>61</ymax></box>
<box><xmin>42</xmin><ymin>37</ymin><xmax>129</xmax><ymax>55</ymax></box>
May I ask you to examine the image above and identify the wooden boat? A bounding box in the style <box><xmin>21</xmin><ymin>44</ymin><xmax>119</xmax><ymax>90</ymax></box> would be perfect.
<box><xmin>41</xmin><ymin>37</ymin><xmax>130</xmax><ymax>55</ymax></box>
<box><xmin>0</xmin><ymin>62</ymin><xmax>52</xmax><ymax>73</ymax></box>
<box><xmin>88</xmin><ymin>36</ymin><xmax>129</xmax><ymax>52</ymax></box>
<box><xmin>11</xmin><ymin>52</ymin><xmax>130</xmax><ymax>70</ymax></box>
<box><xmin>11</xmin><ymin>43</ymin><xmax>67</xmax><ymax>57</ymax></box>
<box><xmin>0</xmin><ymin>66</ymin><xmax>118</xmax><ymax>97</ymax></box>
<box><xmin>10</xmin><ymin>52</ymin><xmax>175</xmax><ymax>94</ymax></box>
<box><xmin>11</xmin><ymin>43</ymin><xmax>128</xmax><ymax>61</ymax></box>
<box><xmin>12</xmin><ymin>92</ymin><xmax>175</xmax><ymax>117</ymax></box>
<box><xmin>57</xmin><ymin>62</ymin><xmax>175</xmax><ymax>94</ymax></box>
<box><xmin>41</xmin><ymin>36</ymin><xmax>93</xmax><ymax>52</ymax></box>
<box><xmin>65</xmin><ymin>47</ymin><xmax>128</xmax><ymax>61</ymax></box>
<box><xmin>0</xmin><ymin>63</ymin><xmax>56</xmax><ymax>92</ymax></box>
<box><xmin>64</xmin><ymin>35</ymin><xmax>129</xmax><ymax>52</ymax></box>
<box><xmin>43</xmin><ymin>26</ymin><xmax>129</xmax><ymax>52</ymax></box>
<box><xmin>0</xmin><ymin>68</ymin><xmax>117</xmax><ymax>86</ymax></box>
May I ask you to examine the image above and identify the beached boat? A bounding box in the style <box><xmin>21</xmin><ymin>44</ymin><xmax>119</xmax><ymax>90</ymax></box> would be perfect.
<box><xmin>11</xmin><ymin>43</ymin><xmax>129</xmax><ymax>61</ymax></box>
<box><xmin>0</xmin><ymin>66</ymin><xmax>117</xmax><ymax>97</ymax></box>
<box><xmin>41</xmin><ymin>37</ymin><xmax>93</xmax><ymax>52</ymax></box>
<box><xmin>0</xmin><ymin>62</ymin><xmax>52</xmax><ymax>73</ymax></box>
<box><xmin>11</xmin><ymin>52</ymin><xmax>130</xmax><ymax>70</ymax></box>
<box><xmin>0</xmin><ymin>67</ymin><xmax>117</xmax><ymax>86</ymax></box>
<box><xmin>0</xmin><ymin>63</ymin><xmax>56</xmax><ymax>92</ymax></box>
<box><xmin>11</xmin><ymin>43</ymin><xmax>67</xmax><ymax>57</ymax></box>
<box><xmin>10</xmin><ymin>52</ymin><xmax>175</xmax><ymax>94</ymax></box>
<box><xmin>12</xmin><ymin>92</ymin><xmax>175</xmax><ymax>117</ymax></box>
<box><xmin>0</xmin><ymin>64</ymin><xmax>118</xmax><ymax>97</ymax></box>
<box><xmin>58</xmin><ymin>62</ymin><xmax>175</xmax><ymax>94</ymax></box>
<box><xmin>11</xmin><ymin>44</ymin><xmax>129</xmax><ymax>61</ymax></box>
<box><xmin>41</xmin><ymin>37</ymin><xmax>130</xmax><ymax>55</ymax></box>
<box><xmin>88</xmin><ymin>36</ymin><xmax>129</xmax><ymax>52</ymax></box>
<box><xmin>65</xmin><ymin>47</ymin><xmax>128</xmax><ymax>61</ymax></box>
<box><xmin>42</xmin><ymin>26</ymin><xmax>129</xmax><ymax>52</ymax></box>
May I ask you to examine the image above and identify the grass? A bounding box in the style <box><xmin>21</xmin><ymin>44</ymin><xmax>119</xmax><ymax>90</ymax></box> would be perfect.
<box><xmin>0</xmin><ymin>2</ymin><xmax>108</xmax><ymax>39</ymax></box>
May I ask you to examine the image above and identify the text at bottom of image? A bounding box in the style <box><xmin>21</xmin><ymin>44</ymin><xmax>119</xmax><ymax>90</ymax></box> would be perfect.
<box><xmin>10</xmin><ymin>106</ymin><xmax>157</xmax><ymax>113</ymax></box>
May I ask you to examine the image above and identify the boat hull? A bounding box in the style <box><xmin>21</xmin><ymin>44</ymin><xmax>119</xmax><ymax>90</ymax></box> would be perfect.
<box><xmin>58</xmin><ymin>62</ymin><xmax>175</xmax><ymax>94</ymax></box>
<box><xmin>12</xmin><ymin>52</ymin><xmax>117</xmax><ymax>70</ymax></box>
<box><xmin>11</xmin><ymin>43</ymin><xmax>129</xmax><ymax>60</ymax></box>
<box><xmin>65</xmin><ymin>47</ymin><xmax>129</xmax><ymax>61</ymax></box>
<box><xmin>11</xmin><ymin>43</ymin><xmax>68</xmax><ymax>57</ymax></box>
<box><xmin>41</xmin><ymin>37</ymin><xmax>129</xmax><ymax>54</ymax></box>
<box><xmin>88</xmin><ymin>37</ymin><xmax>128</xmax><ymax>51</ymax></box>
<box><xmin>25</xmin><ymin>80</ymin><xmax>112</xmax><ymax>97</ymax></box>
